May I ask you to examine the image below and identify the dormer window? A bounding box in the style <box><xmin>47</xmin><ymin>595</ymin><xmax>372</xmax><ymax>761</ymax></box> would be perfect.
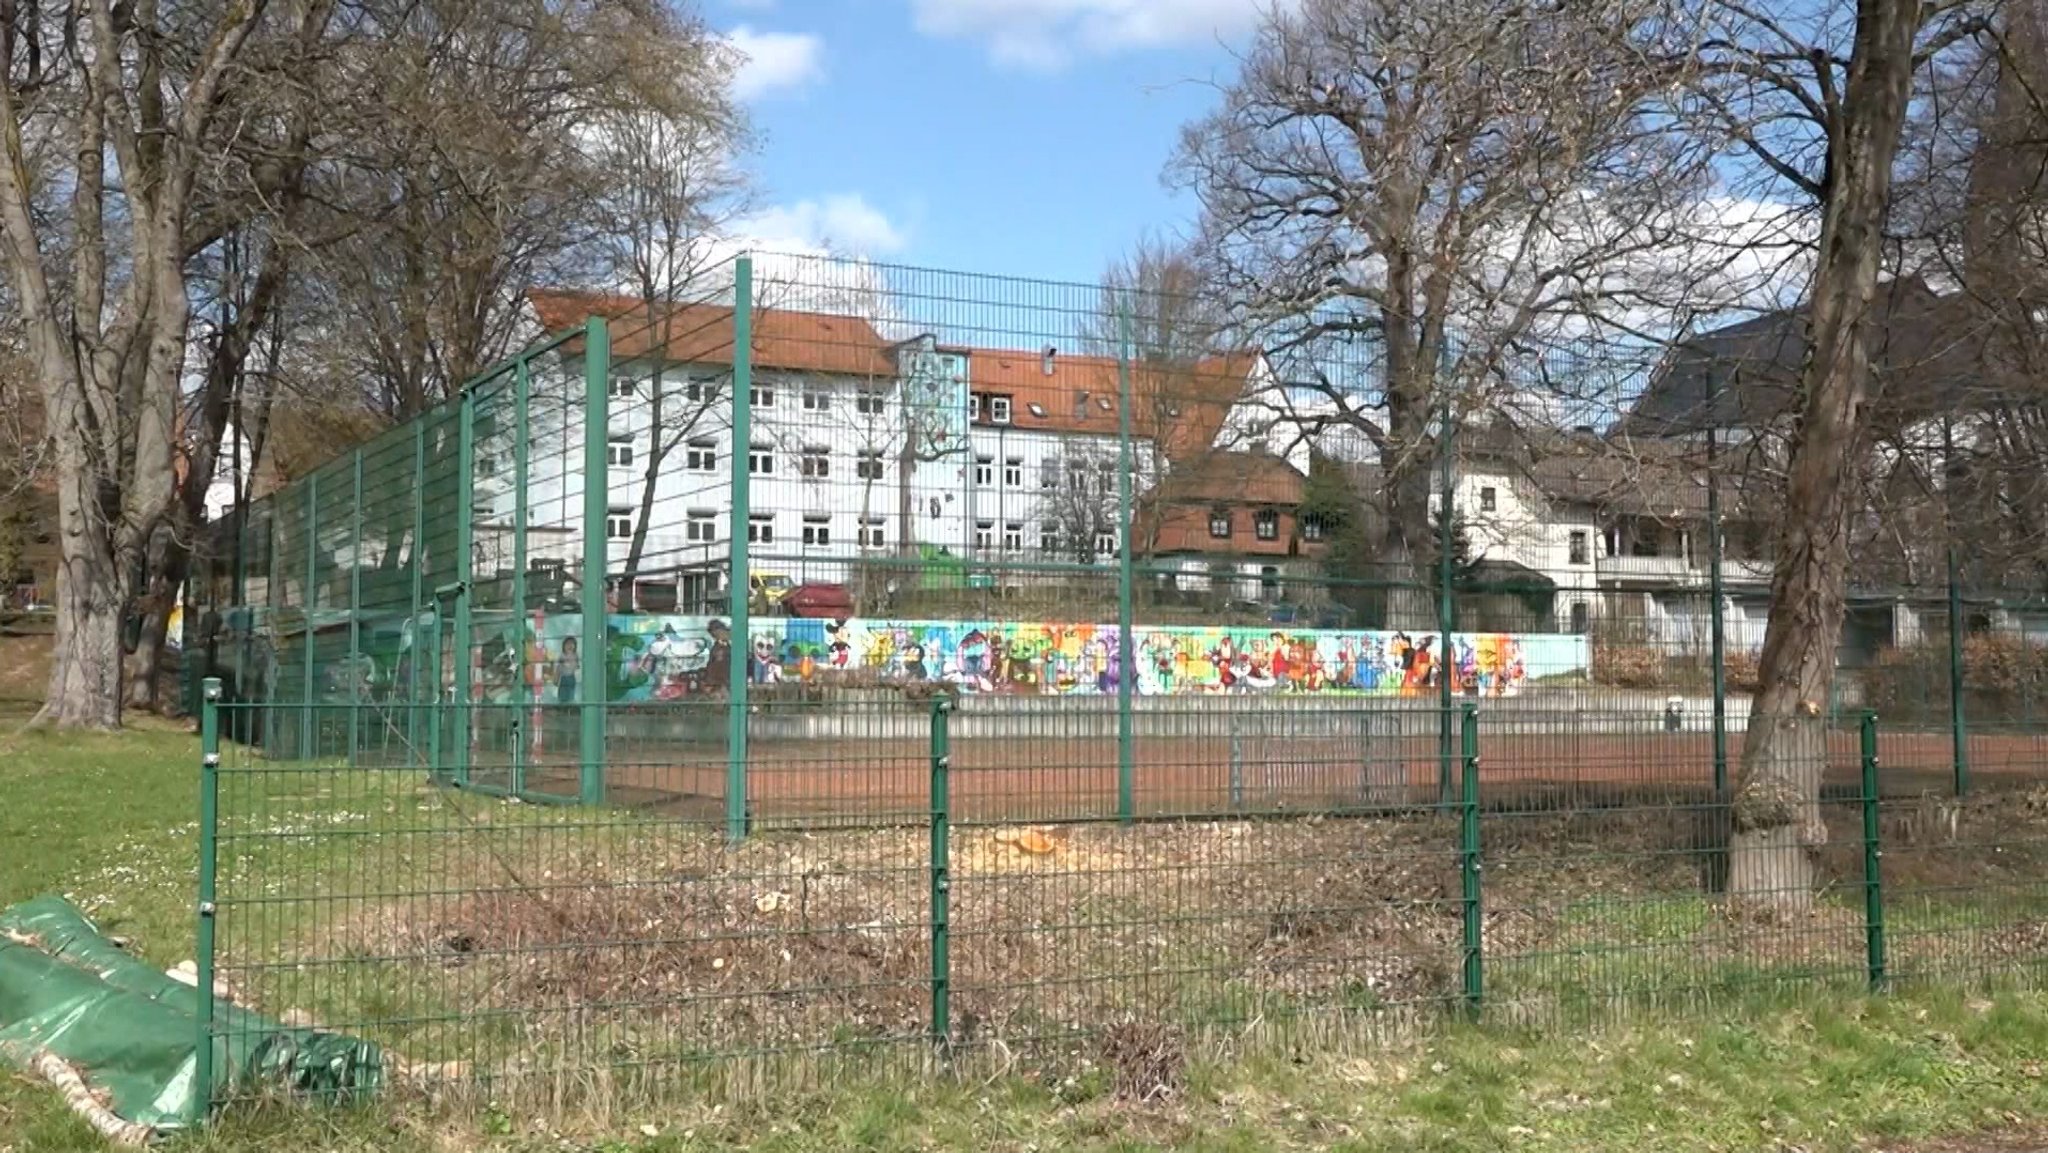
<box><xmin>990</xmin><ymin>396</ymin><xmax>1012</xmax><ymax>424</ymax></box>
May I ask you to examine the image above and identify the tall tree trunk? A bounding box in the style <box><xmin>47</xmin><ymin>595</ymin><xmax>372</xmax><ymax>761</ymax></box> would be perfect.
<box><xmin>1729</xmin><ymin>0</ymin><xmax>1924</xmax><ymax>908</ymax></box>
<box><xmin>42</xmin><ymin>440</ymin><xmax>128</xmax><ymax>729</ymax></box>
<box><xmin>124</xmin><ymin>528</ymin><xmax>180</xmax><ymax>712</ymax></box>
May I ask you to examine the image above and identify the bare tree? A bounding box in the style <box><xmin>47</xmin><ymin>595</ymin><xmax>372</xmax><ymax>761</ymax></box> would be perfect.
<box><xmin>1667</xmin><ymin>0</ymin><xmax>1998</xmax><ymax>905</ymax></box>
<box><xmin>0</xmin><ymin>0</ymin><xmax>288</xmax><ymax>725</ymax></box>
<box><xmin>1084</xmin><ymin>235</ymin><xmax>1229</xmax><ymax>365</ymax></box>
<box><xmin>1075</xmin><ymin>238</ymin><xmax>1250</xmax><ymax>566</ymax></box>
<box><xmin>1172</xmin><ymin>0</ymin><xmax>1701</xmax><ymax>628</ymax></box>
<box><xmin>1037</xmin><ymin>444</ymin><xmax>1124</xmax><ymax>566</ymax></box>
<box><xmin>296</xmin><ymin>0</ymin><xmax>729</xmax><ymax>421</ymax></box>
<box><xmin>594</xmin><ymin>98</ymin><xmax>750</xmax><ymax>605</ymax></box>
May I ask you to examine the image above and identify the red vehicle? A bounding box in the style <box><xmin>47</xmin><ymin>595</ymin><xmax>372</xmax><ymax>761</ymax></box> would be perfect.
<box><xmin>778</xmin><ymin>582</ymin><xmax>855</xmax><ymax>619</ymax></box>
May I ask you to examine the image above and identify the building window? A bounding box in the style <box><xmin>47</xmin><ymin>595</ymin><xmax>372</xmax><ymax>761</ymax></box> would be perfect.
<box><xmin>1209</xmin><ymin>508</ymin><xmax>1232</xmax><ymax>539</ymax></box>
<box><xmin>747</xmin><ymin>515</ymin><xmax>774</xmax><ymax>544</ymax></box>
<box><xmin>1480</xmin><ymin>486</ymin><xmax>1497</xmax><ymax>512</ymax></box>
<box><xmin>968</xmin><ymin>393</ymin><xmax>984</xmax><ymax>422</ymax></box>
<box><xmin>1040</xmin><ymin>458</ymin><xmax>1059</xmax><ymax>490</ymax></box>
<box><xmin>856</xmin><ymin>389</ymin><xmax>884</xmax><ymax>415</ymax></box>
<box><xmin>801</xmin><ymin>446</ymin><xmax>831</xmax><ymax>478</ymax></box>
<box><xmin>685</xmin><ymin>379</ymin><xmax>720</xmax><ymax>404</ymax></box>
<box><xmin>802</xmin><ymin>389</ymin><xmax>830</xmax><ymax>411</ymax></box>
<box><xmin>606</xmin><ymin>439</ymin><xmax>634</xmax><ymax>468</ymax></box>
<box><xmin>1040</xmin><ymin>526</ymin><xmax>1061</xmax><ymax>555</ymax></box>
<box><xmin>1097</xmin><ymin>461</ymin><xmax>1116</xmax><ymax>491</ymax></box>
<box><xmin>1003</xmin><ymin>522</ymin><xmax>1023</xmax><ymax>551</ymax></box>
<box><xmin>1632</xmin><ymin>520</ymin><xmax>1664</xmax><ymax>557</ymax></box>
<box><xmin>802</xmin><ymin>515</ymin><xmax>831</xmax><ymax>547</ymax></box>
<box><xmin>686</xmin><ymin>511</ymin><xmax>716</xmax><ymax>542</ymax></box>
<box><xmin>750</xmin><ymin>386</ymin><xmax>775</xmax><ymax>409</ymax></box>
<box><xmin>1568</xmin><ymin>601</ymin><xmax>1590</xmax><ymax>633</ymax></box>
<box><xmin>606</xmin><ymin>508</ymin><xmax>634</xmax><ymax>539</ymax></box>
<box><xmin>608</xmin><ymin>377</ymin><xmax>637</xmax><ymax>400</ymax></box>
<box><xmin>477</xmin><ymin>451</ymin><xmax>498</xmax><ymax>478</ymax></box>
<box><xmin>1094</xmin><ymin>531</ymin><xmax>1117</xmax><ymax>559</ymax></box>
<box><xmin>1260</xmin><ymin>565</ymin><xmax>1280</xmax><ymax>600</ymax></box>
<box><xmin>859</xmin><ymin>517</ymin><xmax>886</xmax><ymax>548</ymax></box>
<box><xmin>749</xmin><ymin>446</ymin><xmax>773</xmax><ymax>475</ymax></box>
<box><xmin>1254</xmin><ymin>509</ymin><xmax>1280</xmax><ymax>541</ymax></box>
<box><xmin>1003</xmin><ymin>457</ymin><xmax>1023</xmax><ymax>488</ymax></box>
<box><xmin>974</xmin><ymin>456</ymin><xmax>993</xmax><ymax>486</ymax></box>
<box><xmin>686</xmin><ymin>439</ymin><xmax>717</xmax><ymax>472</ymax></box>
<box><xmin>975</xmin><ymin>520</ymin><xmax>994</xmax><ymax>551</ymax></box>
<box><xmin>856</xmin><ymin>450</ymin><xmax>885</xmax><ymax>480</ymax></box>
<box><xmin>990</xmin><ymin>396</ymin><xmax>1012</xmax><ymax>424</ymax></box>
<box><xmin>1568</xmin><ymin>530</ymin><xmax>1590</xmax><ymax>565</ymax></box>
<box><xmin>1302</xmin><ymin>515</ymin><xmax>1325</xmax><ymax>542</ymax></box>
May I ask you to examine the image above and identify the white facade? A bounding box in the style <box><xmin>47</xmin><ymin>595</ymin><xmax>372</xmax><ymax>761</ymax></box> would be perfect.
<box><xmin>478</xmin><ymin>341</ymin><xmax>1165</xmax><ymax>602</ymax></box>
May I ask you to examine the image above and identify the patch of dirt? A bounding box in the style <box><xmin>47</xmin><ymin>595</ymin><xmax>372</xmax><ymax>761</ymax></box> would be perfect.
<box><xmin>0</xmin><ymin>631</ymin><xmax>50</xmax><ymax>705</ymax></box>
<box><xmin>285</xmin><ymin>786</ymin><xmax>2048</xmax><ymax>1085</ymax></box>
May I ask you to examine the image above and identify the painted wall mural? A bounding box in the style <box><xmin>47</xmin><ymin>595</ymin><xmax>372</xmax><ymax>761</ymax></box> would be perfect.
<box><xmin>464</xmin><ymin>614</ymin><xmax>1590</xmax><ymax>705</ymax></box>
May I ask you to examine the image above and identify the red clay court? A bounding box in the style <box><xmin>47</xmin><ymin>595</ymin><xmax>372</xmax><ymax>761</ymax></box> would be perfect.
<box><xmin>480</xmin><ymin>728</ymin><xmax>2048</xmax><ymax>823</ymax></box>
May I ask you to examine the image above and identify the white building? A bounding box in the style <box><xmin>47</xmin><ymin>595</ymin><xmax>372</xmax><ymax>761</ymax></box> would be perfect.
<box><xmin>503</xmin><ymin>291</ymin><xmax>1260</xmax><ymax>609</ymax></box>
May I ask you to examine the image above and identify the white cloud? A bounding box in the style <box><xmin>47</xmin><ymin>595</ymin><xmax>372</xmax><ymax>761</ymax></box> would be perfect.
<box><xmin>742</xmin><ymin>195</ymin><xmax>910</xmax><ymax>258</ymax></box>
<box><xmin>725</xmin><ymin>26</ymin><xmax>824</xmax><ymax>100</ymax></box>
<box><xmin>910</xmin><ymin>0</ymin><xmax>1287</xmax><ymax>68</ymax></box>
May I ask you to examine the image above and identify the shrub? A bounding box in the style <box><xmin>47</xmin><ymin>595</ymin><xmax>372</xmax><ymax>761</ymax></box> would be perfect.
<box><xmin>1862</xmin><ymin>633</ymin><xmax>2048</xmax><ymax>725</ymax></box>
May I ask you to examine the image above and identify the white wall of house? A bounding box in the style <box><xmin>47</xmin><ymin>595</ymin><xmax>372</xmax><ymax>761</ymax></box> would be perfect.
<box><xmin>480</xmin><ymin>350</ymin><xmax>1167</xmax><ymax>594</ymax></box>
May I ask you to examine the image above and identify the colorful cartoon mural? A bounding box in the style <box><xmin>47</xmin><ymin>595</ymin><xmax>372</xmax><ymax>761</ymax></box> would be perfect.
<box><xmin>473</xmin><ymin>615</ymin><xmax>1588</xmax><ymax>705</ymax></box>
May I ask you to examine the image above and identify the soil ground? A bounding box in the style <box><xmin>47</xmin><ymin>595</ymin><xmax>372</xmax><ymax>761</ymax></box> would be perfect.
<box><xmin>470</xmin><ymin>729</ymin><xmax>2046</xmax><ymax>822</ymax></box>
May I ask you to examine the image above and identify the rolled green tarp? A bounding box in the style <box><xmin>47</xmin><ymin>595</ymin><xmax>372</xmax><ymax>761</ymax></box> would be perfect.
<box><xmin>0</xmin><ymin>896</ymin><xmax>383</xmax><ymax>1132</ymax></box>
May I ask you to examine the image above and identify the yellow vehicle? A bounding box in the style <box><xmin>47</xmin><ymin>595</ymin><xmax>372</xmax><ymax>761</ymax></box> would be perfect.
<box><xmin>750</xmin><ymin>572</ymin><xmax>796</xmax><ymax>607</ymax></box>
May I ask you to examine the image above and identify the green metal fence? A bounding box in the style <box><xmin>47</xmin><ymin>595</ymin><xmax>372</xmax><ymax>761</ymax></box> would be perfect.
<box><xmin>191</xmin><ymin>681</ymin><xmax>2048</xmax><ymax>1120</ymax></box>
<box><xmin>183</xmin><ymin>251</ymin><xmax>2048</xmax><ymax>824</ymax></box>
<box><xmin>173</xmin><ymin>250</ymin><xmax>2048</xmax><ymax>1120</ymax></box>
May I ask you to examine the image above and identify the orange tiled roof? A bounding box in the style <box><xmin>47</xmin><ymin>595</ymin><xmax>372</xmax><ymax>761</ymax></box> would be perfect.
<box><xmin>529</xmin><ymin>290</ymin><xmax>899</xmax><ymax>378</ymax></box>
<box><xmin>530</xmin><ymin>288</ymin><xmax>1259</xmax><ymax>461</ymax></box>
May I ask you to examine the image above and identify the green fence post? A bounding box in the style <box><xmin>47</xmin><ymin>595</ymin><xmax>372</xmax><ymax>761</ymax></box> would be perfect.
<box><xmin>1459</xmin><ymin>701</ymin><xmax>1483</xmax><ymax>1014</ymax></box>
<box><xmin>1227</xmin><ymin>712</ymin><xmax>1244</xmax><ymax>813</ymax></box>
<box><xmin>1861</xmin><ymin>710</ymin><xmax>1888</xmax><ymax>990</ymax></box>
<box><xmin>408</xmin><ymin>421</ymin><xmax>425</xmax><ymax>766</ymax></box>
<box><xmin>230</xmin><ymin>499</ymin><xmax>248</xmax><ymax>746</ymax></box>
<box><xmin>727</xmin><ymin>257</ymin><xmax>753</xmax><ymax>840</ymax></box>
<box><xmin>300</xmin><ymin>473</ymin><xmax>318</xmax><ymax>760</ymax></box>
<box><xmin>1947</xmin><ymin>547</ymin><xmax>1970</xmax><ymax>797</ymax></box>
<box><xmin>511</xmin><ymin>359</ymin><xmax>531</xmax><ymax>797</ymax></box>
<box><xmin>1115</xmin><ymin>297</ymin><xmax>1136</xmax><ymax>824</ymax></box>
<box><xmin>452</xmin><ymin>387</ymin><xmax>477</xmax><ymax>788</ymax></box>
<box><xmin>580</xmin><ymin>318</ymin><xmax>611</xmax><ymax>807</ymax></box>
<box><xmin>349</xmin><ymin>449</ymin><xmax>364</xmax><ymax>767</ymax></box>
<box><xmin>1707</xmin><ymin>417</ymin><xmax>1728</xmax><ymax>796</ymax></box>
<box><xmin>929</xmin><ymin>695</ymin><xmax>953</xmax><ymax>1052</ymax></box>
<box><xmin>1438</xmin><ymin>399</ymin><xmax>1456</xmax><ymax>806</ymax></box>
<box><xmin>191</xmin><ymin>677</ymin><xmax>222</xmax><ymax>1125</ymax></box>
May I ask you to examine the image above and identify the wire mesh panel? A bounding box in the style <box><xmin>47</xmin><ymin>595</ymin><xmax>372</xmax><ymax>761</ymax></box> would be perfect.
<box><xmin>168</xmin><ymin>248</ymin><xmax>2048</xmax><ymax>1123</ymax></box>
<box><xmin>1482</xmin><ymin>711</ymin><xmax>1873</xmax><ymax>1026</ymax></box>
<box><xmin>1882</xmin><ymin>728</ymin><xmax>2048</xmax><ymax>989</ymax></box>
<box><xmin>206</xmin><ymin>700</ymin><xmax>937</xmax><ymax>1111</ymax></box>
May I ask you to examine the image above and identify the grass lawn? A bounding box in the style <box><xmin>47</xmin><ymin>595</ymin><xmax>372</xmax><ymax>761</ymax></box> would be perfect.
<box><xmin>5</xmin><ymin>713</ymin><xmax>2048</xmax><ymax>1152</ymax></box>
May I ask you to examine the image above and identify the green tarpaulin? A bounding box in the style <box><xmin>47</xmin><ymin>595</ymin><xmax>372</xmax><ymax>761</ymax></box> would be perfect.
<box><xmin>0</xmin><ymin>897</ymin><xmax>383</xmax><ymax>1132</ymax></box>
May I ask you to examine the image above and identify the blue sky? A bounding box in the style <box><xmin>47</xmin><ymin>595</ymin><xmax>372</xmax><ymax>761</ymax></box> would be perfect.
<box><xmin>714</xmin><ymin>0</ymin><xmax>1271</xmax><ymax>286</ymax></box>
